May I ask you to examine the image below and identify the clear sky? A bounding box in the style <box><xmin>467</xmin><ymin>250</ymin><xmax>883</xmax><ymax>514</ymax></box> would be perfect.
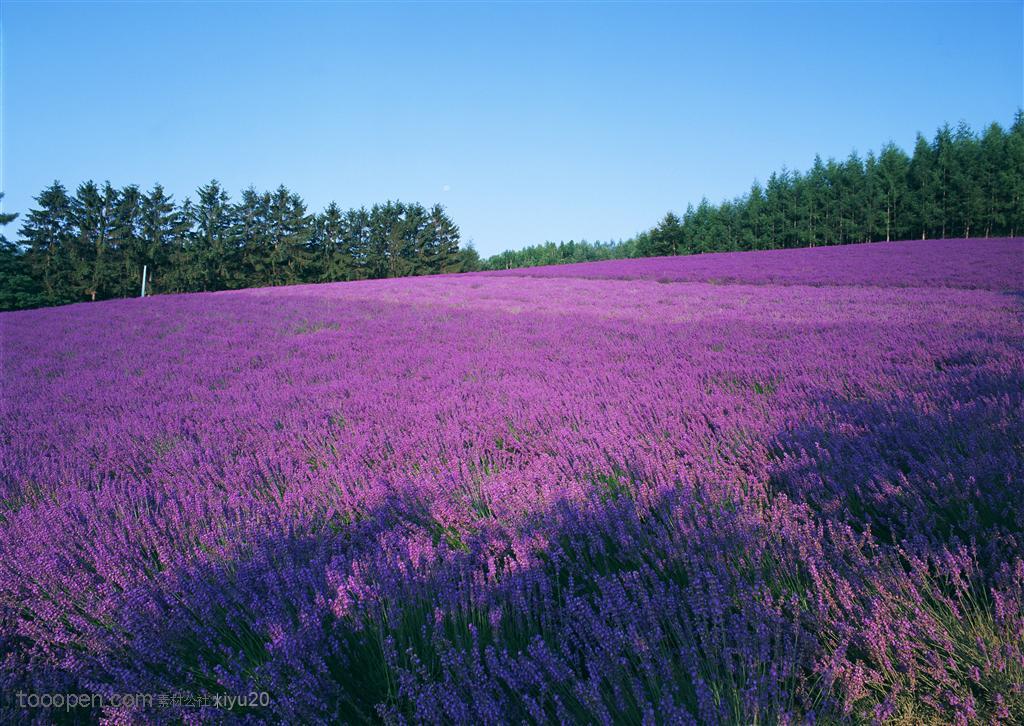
<box><xmin>2</xmin><ymin>1</ymin><xmax>1022</xmax><ymax>256</ymax></box>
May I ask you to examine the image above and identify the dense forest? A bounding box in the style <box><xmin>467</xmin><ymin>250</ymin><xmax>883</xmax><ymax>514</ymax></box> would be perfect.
<box><xmin>482</xmin><ymin>114</ymin><xmax>1024</xmax><ymax>269</ymax></box>
<box><xmin>0</xmin><ymin>183</ymin><xmax>478</xmax><ymax>310</ymax></box>
<box><xmin>1</xmin><ymin>115</ymin><xmax>1021</xmax><ymax>310</ymax></box>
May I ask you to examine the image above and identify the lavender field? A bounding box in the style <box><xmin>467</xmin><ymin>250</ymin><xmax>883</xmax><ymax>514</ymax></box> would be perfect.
<box><xmin>1</xmin><ymin>238</ymin><xmax>1022</xmax><ymax>724</ymax></box>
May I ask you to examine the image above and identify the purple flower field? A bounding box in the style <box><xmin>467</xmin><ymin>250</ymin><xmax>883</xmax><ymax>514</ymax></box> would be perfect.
<box><xmin>1</xmin><ymin>237</ymin><xmax>1022</xmax><ymax>724</ymax></box>
<box><xmin>482</xmin><ymin>237</ymin><xmax>1023</xmax><ymax>291</ymax></box>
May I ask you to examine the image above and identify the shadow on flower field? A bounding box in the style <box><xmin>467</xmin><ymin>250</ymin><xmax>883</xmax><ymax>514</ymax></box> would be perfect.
<box><xmin>4</xmin><ymin>487</ymin><xmax>823</xmax><ymax>724</ymax></box>
<box><xmin>5</xmin><ymin>367</ymin><xmax>1022</xmax><ymax>725</ymax></box>
<box><xmin>767</xmin><ymin>369</ymin><xmax>1024</xmax><ymax>563</ymax></box>
<box><xmin>762</xmin><ymin>369</ymin><xmax>1024</xmax><ymax>723</ymax></box>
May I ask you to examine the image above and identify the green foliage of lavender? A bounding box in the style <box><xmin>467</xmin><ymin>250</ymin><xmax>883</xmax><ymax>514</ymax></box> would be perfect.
<box><xmin>1</xmin><ymin>238</ymin><xmax>1022</xmax><ymax>723</ymax></box>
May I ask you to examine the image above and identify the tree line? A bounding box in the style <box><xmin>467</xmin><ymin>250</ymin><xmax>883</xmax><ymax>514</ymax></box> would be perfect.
<box><xmin>2</xmin><ymin>115</ymin><xmax>1021</xmax><ymax>309</ymax></box>
<box><xmin>0</xmin><ymin>181</ymin><xmax>480</xmax><ymax>311</ymax></box>
<box><xmin>481</xmin><ymin>114</ymin><xmax>1024</xmax><ymax>269</ymax></box>
<box><xmin>484</xmin><ymin>238</ymin><xmax>635</xmax><ymax>270</ymax></box>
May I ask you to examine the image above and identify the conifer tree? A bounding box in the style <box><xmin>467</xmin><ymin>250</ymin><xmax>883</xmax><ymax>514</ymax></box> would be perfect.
<box><xmin>311</xmin><ymin>202</ymin><xmax>347</xmax><ymax>282</ymax></box>
<box><xmin>264</xmin><ymin>186</ymin><xmax>313</xmax><ymax>286</ymax></box>
<box><xmin>977</xmin><ymin>122</ymin><xmax>1007</xmax><ymax>237</ymax></box>
<box><xmin>799</xmin><ymin>157</ymin><xmax>828</xmax><ymax>246</ymax></box>
<box><xmin>950</xmin><ymin>122</ymin><xmax>983</xmax><ymax>238</ymax></box>
<box><xmin>0</xmin><ymin>194</ymin><xmax>40</xmax><ymax>310</ymax></box>
<box><xmin>111</xmin><ymin>184</ymin><xmax>146</xmax><ymax>298</ymax></box>
<box><xmin>1003</xmin><ymin>111</ymin><xmax>1024</xmax><ymax>236</ymax></box>
<box><xmin>232</xmin><ymin>187</ymin><xmax>272</xmax><ymax>287</ymax></box>
<box><xmin>343</xmin><ymin>207</ymin><xmax>372</xmax><ymax>278</ymax></box>
<box><xmin>141</xmin><ymin>184</ymin><xmax>187</xmax><ymax>294</ymax></box>
<box><xmin>427</xmin><ymin>204</ymin><xmax>461</xmax><ymax>273</ymax></box>
<box><xmin>191</xmin><ymin>180</ymin><xmax>235</xmax><ymax>291</ymax></box>
<box><xmin>907</xmin><ymin>134</ymin><xmax>940</xmax><ymax>240</ymax></box>
<box><xmin>875</xmin><ymin>143</ymin><xmax>910</xmax><ymax>242</ymax></box>
<box><xmin>741</xmin><ymin>182</ymin><xmax>766</xmax><ymax>250</ymax></box>
<box><xmin>70</xmin><ymin>181</ymin><xmax>120</xmax><ymax>301</ymax></box>
<box><xmin>637</xmin><ymin>212</ymin><xmax>683</xmax><ymax>256</ymax></box>
<box><xmin>20</xmin><ymin>182</ymin><xmax>75</xmax><ymax>306</ymax></box>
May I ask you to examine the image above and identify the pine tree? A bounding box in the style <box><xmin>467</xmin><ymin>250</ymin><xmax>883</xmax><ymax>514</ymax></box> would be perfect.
<box><xmin>740</xmin><ymin>182</ymin><xmax>766</xmax><ymax>250</ymax></box>
<box><xmin>764</xmin><ymin>171</ymin><xmax>792</xmax><ymax>248</ymax></box>
<box><xmin>427</xmin><ymin>204</ymin><xmax>461</xmax><ymax>273</ymax></box>
<box><xmin>711</xmin><ymin>201</ymin><xmax>736</xmax><ymax>251</ymax></box>
<box><xmin>393</xmin><ymin>202</ymin><xmax>427</xmax><ymax>277</ymax></box>
<box><xmin>689</xmin><ymin>199</ymin><xmax>720</xmax><ymax>253</ymax></box>
<box><xmin>978</xmin><ymin>123</ymin><xmax>1007</xmax><ymax>237</ymax></box>
<box><xmin>191</xmin><ymin>180</ymin><xmax>236</xmax><ymax>291</ymax></box>
<box><xmin>456</xmin><ymin>241</ymin><xmax>481</xmax><ymax>272</ymax></box>
<box><xmin>0</xmin><ymin>239</ymin><xmax>40</xmax><ymax>311</ymax></box>
<box><xmin>70</xmin><ymin>181</ymin><xmax>120</xmax><ymax>301</ymax></box>
<box><xmin>343</xmin><ymin>207</ymin><xmax>372</xmax><ymax>278</ymax></box>
<box><xmin>111</xmin><ymin>184</ymin><xmax>146</xmax><ymax>298</ymax></box>
<box><xmin>366</xmin><ymin>201</ymin><xmax>405</xmax><ymax>279</ymax></box>
<box><xmin>907</xmin><ymin>134</ymin><xmax>940</xmax><ymax>240</ymax></box>
<box><xmin>0</xmin><ymin>194</ymin><xmax>42</xmax><ymax>310</ymax></box>
<box><xmin>836</xmin><ymin>154</ymin><xmax>866</xmax><ymax>244</ymax></box>
<box><xmin>1003</xmin><ymin>111</ymin><xmax>1024</xmax><ymax>237</ymax></box>
<box><xmin>933</xmin><ymin>125</ymin><xmax>958</xmax><ymax>238</ymax></box>
<box><xmin>800</xmin><ymin>156</ymin><xmax>829</xmax><ymax>246</ymax></box>
<box><xmin>873</xmin><ymin>143</ymin><xmax>909</xmax><ymax>242</ymax></box>
<box><xmin>639</xmin><ymin>212</ymin><xmax>684</xmax><ymax>256</ymax></box>
<box><xmin>20</xmin><ymin>181</ymin><xmax>75</xmax><ymax>305</ymax></box>
<box><xmin>164</xmin><ymin>199</ymin><xmax>195</xmax><ymax>291</ymax></box>
<box><xmin>311</xmin><ymin>202</ymin><xmax>346</xmax><ymax>282</ymax></box>
<box><xmin>140</xmin><ymin>184</ymin><xmax>187</xmax><ymax>294</ymax></box>
<box><xmin>233</xmin><ymin>187</ymin><xmax>272</xmax><ymax>286</ymax></box>
<box><xmin>949</xmin><ymin>122</ymin><xmax>982</xmax><ymax>238</ymax></box>
<box><xmin>263</xmin><ymin>186</ymin><xmax>313</xmax><ymax>286</ymax></box>
<box><xmin>822</xmin><ymin>159</ymin><xmax>844</xmax><ymax>244</ymax></box>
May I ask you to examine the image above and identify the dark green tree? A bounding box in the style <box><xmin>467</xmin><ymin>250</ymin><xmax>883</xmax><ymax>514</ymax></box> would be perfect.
<box><xmin>978</xmin><ymin>122</ymin><xmax>1007</xmax><ymax>237</ymax></box>
<box><xmin>140</xmin><ymin>184</ymin><xmax>187</xmax><ymax>294</ymax></box>
<box><xmin>265</xmin><ymin>186</ymin><xmax>313</xmax><ymax>286</ymax></box>
<box><xmin>111</xmin><ymin>184</ymin><xmax>146</xmax><ymax>298</ymax></box>
<box><xmin>310</xmin><ymin>202</ymin><xmax>348</xmax><ymax>282</ymax></box>
<box><xmin>70</xmin><ymin>181</ymin><xmax>120</xmax><ymax>301</ymax></box>
<box><xmin>950</xmin><ymin>121</ymin><xmax>983</xmax><ymax>238</ymax></box>
<box><xmin>798</xmin><ymin>156</ymin><xmax>828</xmax><ymax>246</ymax></box>
<box><xmin>20</xmin><ymin>182</ymin><xmax>75</xmax><ymax>306</ymax></box>
<box><xmin>933</xmin><ymin>124</ymin><xmax>957</xmax><ymax>238</ymax></box>
<box><xmin>637</xmin><ymin>211</ymin><xmax>684</xmax><ymax>256</ymax></box>
<box><xmin>457</xmin><ymin>241</ymin><xmax>482</xmax><ymax>272</ymax></box>
<box><xmin>874</xmin><ymin>143</ymin><xmax>910</xmax><ymax>242</ymax></box>
<box><xmin>1002</xmin><ymin>111</ymin><xmax>1024</xmax><ymax>237</ymax></box>
<box><xmin>365</xmin><ymin>202</ymin><xmax>396</xmax><ymax>279</ymax></box>
<box><xmin>739</xmin><ymin>182</ymin><xmax>766</xmax><ymax>250</ymax></box>
<box><xmin>424</xmin><ymin>204</ymin><xmax>461</xmax><ymax>273</ymax></box>
<box><xmin>233</xmin><ymin>187</ymin><xmax>272</xmax><ymax>287</ymax></box>
<box><xmin>907</xmin><ymin>134</ymin><xmax>940</xmax><ymax>240</ymax></box>
<box><xmin>0</xmin><ymin>195</ymin><xmax>42</xmax><ymax>310</ymax></box>
<box><xmin>191</xmin><ymin>180</ymin><xmax>236</xmax><ymax>291</ymax></box>
<box><xmin>343</xmin><ymin>207</ymin><xmax>372</xmax><ymax>278</ymax></box>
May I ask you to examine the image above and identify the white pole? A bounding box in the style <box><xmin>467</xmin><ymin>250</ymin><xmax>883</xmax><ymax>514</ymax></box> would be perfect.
<box><xmin>140</xmin><ymin>265</ymin><xmax>147</xmax><ymax>297</ymax></box>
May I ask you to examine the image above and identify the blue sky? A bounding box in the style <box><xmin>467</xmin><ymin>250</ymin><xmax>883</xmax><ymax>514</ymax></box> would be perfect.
<box><xmin>3</xmin><ymin>1</ymin><xmax>1021</xmax><ymax>256</ymax></box>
